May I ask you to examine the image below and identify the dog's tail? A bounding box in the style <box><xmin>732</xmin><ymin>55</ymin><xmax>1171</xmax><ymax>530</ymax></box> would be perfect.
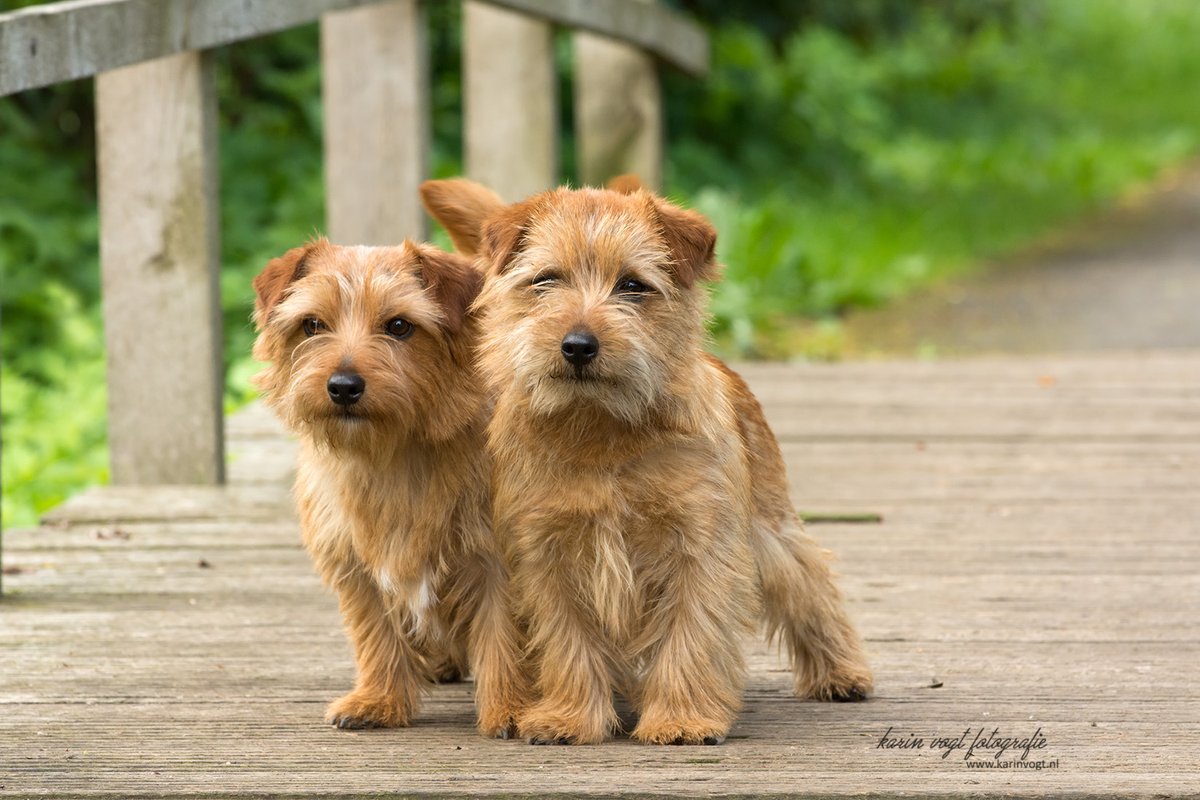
<box><xmin>420</xmin><ymin>178</ymin><xmax>507</xmax><ymax>258</ymax></box>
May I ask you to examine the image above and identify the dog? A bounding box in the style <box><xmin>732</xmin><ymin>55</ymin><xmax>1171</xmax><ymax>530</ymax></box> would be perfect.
<box><xmin>251</xmin><ymin>237</ymin><xmax>525</xmax><ymax>737</ymax></box>
<box><xmin>420</xmin><ymin>178</ymin><xmax>874</xmax><ymax>745</ymax></box>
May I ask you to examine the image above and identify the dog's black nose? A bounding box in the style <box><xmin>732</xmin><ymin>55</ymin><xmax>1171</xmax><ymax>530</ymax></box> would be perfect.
<box><xmin>327</xmin><ymin>371</ymin><xmax>365</xmax><ymax>406</ymax></box>
<box><xmin>561</xmin><ymin>331</ymin><xmax>599</xmax><ymax>367</ymax></box>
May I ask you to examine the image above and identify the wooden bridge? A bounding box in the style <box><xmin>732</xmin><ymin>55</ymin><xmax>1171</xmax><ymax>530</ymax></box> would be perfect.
<box><xmin>5</xmin><ymin>354</ymin><xmax>1199</xmax><ymax>796</ymax></box>
<box><xmin>2</xmin><ymin>1</ymin><xmax>1199</xmax><ymax>797</ymax></box>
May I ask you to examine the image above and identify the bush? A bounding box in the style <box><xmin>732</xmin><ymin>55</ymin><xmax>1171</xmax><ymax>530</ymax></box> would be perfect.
<box><xmin>667</xmin><ymin>1</ymin><xmax>1200</xmax><ymax>351</ymax></box>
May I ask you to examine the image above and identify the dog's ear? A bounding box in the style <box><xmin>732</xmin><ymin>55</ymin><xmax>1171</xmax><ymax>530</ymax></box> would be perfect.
<box><xmin>411</xmin><ymin>243</ymin><xmax>483</xmax><ymax>334</ymax></box>
<box><xmin>253</xmin><ymin>241</ymin><xmax>320</xmax><ymax>326</ymax></box>
<box><xmin>420</xmin><ymin>178</ymin><xmax>506</xmax><ymax>257</ymax></box>
<box><xmin>649</xmin><ymin>197</ymin><xmax>718</xmax><ymax>288</ymax></box>
<box><xmin>479</xmin><ymin>197</ymin><xmax>538</xmax><ymax>277</ymax></box>
<box><xmin>607</xmin><ymin>174</ymin><xmax>647</xmax><ymax>195</ymax></box>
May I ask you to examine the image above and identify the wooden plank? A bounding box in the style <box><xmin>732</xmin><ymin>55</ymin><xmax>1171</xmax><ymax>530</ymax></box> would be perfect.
<box><xmin>764</xmin><ymin>404</ymin><xmax>1200</xmax><ymax>442</ymax></box>
<box><xmin>41</xmin><ymin>485</ymin><xmax>292</xmax><ymax>526</ymax></box>
<box><xmin>487</xmin><ymin>0</ymin><xmax>708</xmax><ymax>75</ymax></box>
<box><xmin>321</xmin><ymin>0</ymin><xmax>429</xmax><ymax>244</ymax></box>
<box><xmin>95</xmin><ymin>50</ymin><xmax>224</xmax><ymax>485</ymax></box>
<box><xmin>6</xmin><ymin>558</ymin><xmax>1198</xmax><ymax>643</ymax></box>
<box><xmin>463</xmin><ymin>0</ymin><xmax>557</xmax><ymax>202</ymax></box>
<box><xmin>13</xmin><ymin>499</ymin><xmax>1200</xmax><ymax>552</ymax></box>
<box><xmin>781</xmin><ymin>441</ymin><xmax>1200</xmax><ymax>504</ymax></box>
<box><xmin>0</xmin><ymin>0</ymin><xmax>707</xmax><ymax>97</ymax></box>
<box><xmin>573</xmin><ymin>0</ymin><xmax>662</xmax><ymax>189</ymax></box>
<box><xmin>225</xmin><ymin>436</ymin><xmax>297</xmax><ymax>485</ymax></box>
<box><xmin>0</xmin><ymin>0</ymin><xmax>382</xmax><ymax>96</ymax></box>
<box><xmin>728</xmin><ymin>353</ymin><xmax>1200</xmax><ymax>385</ymax></box>
<box><xmin>224</xmin><ymin>400</ymin><xmax>291</xmax><ymax>438</ymax></box>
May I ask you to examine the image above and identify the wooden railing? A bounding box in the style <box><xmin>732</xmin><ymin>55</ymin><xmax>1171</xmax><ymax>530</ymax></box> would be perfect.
<box><xmin>0</xmin><ymin>0</ymin><xmax>708</xmax><ymax>588</ymax></box>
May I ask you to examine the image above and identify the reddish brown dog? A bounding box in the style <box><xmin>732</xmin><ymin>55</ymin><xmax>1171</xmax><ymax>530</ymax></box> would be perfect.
<box><xmin>252</xmin><ymin>238</ymin><xmax>525</xmax><ymax>737</ymax></box>
<box><xmin>421</xmin><ymin>178</ymin><xmax>874</xmax><ymax>745</ymax></box>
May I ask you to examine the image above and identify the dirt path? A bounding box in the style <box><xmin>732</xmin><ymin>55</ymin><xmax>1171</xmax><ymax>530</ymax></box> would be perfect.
<box><xmin>842</xmin><ymin>165</ymin><xmax>1200</xmax><ymax>356</ymax></box>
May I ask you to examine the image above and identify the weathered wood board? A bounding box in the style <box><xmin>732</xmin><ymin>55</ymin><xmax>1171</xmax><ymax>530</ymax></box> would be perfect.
<box><xmin>2</xmin><ymin>354</ymin><xmax>1198</xmax><ymax>797</ymax></box>
<box><xmin>0</xmin><ymin>0</ymin><xmax>707</xmax><ymax>97</ymax></box>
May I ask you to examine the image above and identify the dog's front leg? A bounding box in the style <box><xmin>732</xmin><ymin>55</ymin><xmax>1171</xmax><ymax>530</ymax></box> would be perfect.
<box><xmin>325</xmin><ymin>569</ymin><xmax>426</xmax><ymax>729</ymax></box>
<box><xmin>630</xmin><ymin>514</ymin><xmax>756</xmax><ymax>745</ymax></box>
<box><xmin>513</xmin><ymin>538</ymin><xmax>620</xmax><ymax>745</ymax></box>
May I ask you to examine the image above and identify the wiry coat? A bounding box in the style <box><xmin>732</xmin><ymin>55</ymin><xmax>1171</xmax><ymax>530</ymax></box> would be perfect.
<box><xmin>422</xmin><ymin>179</ymin><xmax>874</xmax><ymax>745</ymax></box>
<box><xmin>251</xmin><ymin>239</ymin><xmax>525</xmax><ymax>736</ymax></box>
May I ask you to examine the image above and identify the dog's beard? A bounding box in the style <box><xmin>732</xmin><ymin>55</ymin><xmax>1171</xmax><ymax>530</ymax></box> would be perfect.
<box><xmin>302</xmin><ymin>408</ymin><xmax>375</xmax><ymax>448</ymax></box>
<box><xmin>517</xmin><ymin>348</ymin><xmax>665</xmax><ymax>425</ymax></box>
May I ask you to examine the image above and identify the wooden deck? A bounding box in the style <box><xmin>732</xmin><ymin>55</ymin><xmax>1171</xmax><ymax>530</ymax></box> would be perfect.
<box><xmin>3</xmin><ymin>353</ymin><xmax>1198</xmax><ymax>798</ymax></box>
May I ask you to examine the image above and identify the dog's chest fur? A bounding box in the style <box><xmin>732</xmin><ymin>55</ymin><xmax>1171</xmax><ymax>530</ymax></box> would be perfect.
<box><xmin>494</xmin><ymin>395</ymin><xmax>753</xmax><ymax>644</ymax></box>
<box><xmin>295</xmin><ymin>438</ymin><xmax>479</xmax><ymax>632</ymax></box>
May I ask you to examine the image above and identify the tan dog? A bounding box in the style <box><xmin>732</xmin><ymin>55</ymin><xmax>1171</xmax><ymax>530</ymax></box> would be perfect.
<box><xmin>251</xmin><ymin>238</ymin><xmax>524</xmax><ymax>737</ymax></box>
<box><xmin>421</xmin><ymin>178</ymin><xmax>873</xmax><ymax>746</ymax></box>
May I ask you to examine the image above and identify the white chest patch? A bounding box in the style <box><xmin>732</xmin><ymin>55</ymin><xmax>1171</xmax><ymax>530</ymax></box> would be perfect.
<box><xmin>406</xmin><ymin>575</ymin><xmax>437</xmax><ymax>631</ymax></box>
<box><xmin>376</xmin><ymin>567</ymin><xmax>399</xmax><ymax>595</ymax></box>
<box><xmin>375</xmin><ymin>569</ymin><xmax>438</xmax><ymax>636</ymax></box>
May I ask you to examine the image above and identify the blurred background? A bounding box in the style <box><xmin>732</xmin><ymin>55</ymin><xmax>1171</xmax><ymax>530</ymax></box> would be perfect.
<box><xmin>3</xmin><ymin>0</ymin><xmax>1200</xmax><ymax>525</ymax></box>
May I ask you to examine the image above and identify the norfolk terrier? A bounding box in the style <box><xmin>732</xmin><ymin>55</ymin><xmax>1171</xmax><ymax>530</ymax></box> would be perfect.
<box><xmin>421</xmin><ymin>178</ymin><xmax>874</xmax><ymax>745</ymax></box>
<box><xmin>251</xmin><ymin>238</ymin><xmax>524</xmax><ymax>737</ymax></box>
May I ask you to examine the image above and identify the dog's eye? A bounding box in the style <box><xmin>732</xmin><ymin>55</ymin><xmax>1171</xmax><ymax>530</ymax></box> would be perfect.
<box><xmin>385</xmin><ymin>318</ymin><xmax>415</xmax><ymax>340</ymax></box>
<box><xmin>302</xmin><ymin>318</ymin><xmax>325</xmax><ymax>337</ymax></box>
<box><xmin>530</xmin><ymin>272</ymin><xmax>560</xmax><ymax>289</ymax></box>
<box><xmin>615</xmin><ymin>277</ymin><xmax>653</xmax><ymax>296</ymax></box>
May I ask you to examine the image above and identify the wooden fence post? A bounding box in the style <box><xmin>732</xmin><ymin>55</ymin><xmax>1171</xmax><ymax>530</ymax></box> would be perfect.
<box><xmin>321</xmin><ymin>0</ymin><xmax>430</xmax><ymax>244</ymax></box>
<box><xmin>463</xmin><ymin>1</ymin><xmax>557</xmax><ymax>201</ymax></box>
<box><xmin>573</xmin><ymin>0</ymin><xmax>663</xmax><ymax>190</ymax></box>
<box><xmin>95</xmin><ymin>50</ymin><xmax>224</xmax><ymax>486</ymax></box>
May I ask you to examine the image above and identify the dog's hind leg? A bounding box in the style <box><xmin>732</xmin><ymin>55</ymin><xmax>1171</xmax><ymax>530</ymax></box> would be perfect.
<box><xmin>753</xmin><ymin>510</ymin><xmax>874</xmax><ymax>701</ymax></box>
<box><xmin>714</xmin><ymin>357</ymin><xmax>874</xmax><ymax>701</ymax></box>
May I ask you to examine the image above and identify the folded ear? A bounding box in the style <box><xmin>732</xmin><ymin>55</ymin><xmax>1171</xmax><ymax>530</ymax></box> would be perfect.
<box><xmin>479</xmin><ymin>197</ymin><xmax>539</xmax><ymax>277</ymax></box>
<box><xmin>606</xmin><ymin>173</ymin><xmax>647</xmax><ymax>195</ymax></box>
<box><xmin>253</xmin><ymin>241</ymin><xmax>321</xmax><ymax>326</ymax></box>
<box><xmin>649</xmin><ymin>197</ymin><xmax>718</xmax><ymax>288</ymax></box>
<box><xmin>419</xmin><ymin>178</ymin><xmax>506</xmax><ymax>257</ymax></box>
<box><xmin>410</xmin><ymin>243</ymin><xmax>484</xmax><ymax>334</ymax></box>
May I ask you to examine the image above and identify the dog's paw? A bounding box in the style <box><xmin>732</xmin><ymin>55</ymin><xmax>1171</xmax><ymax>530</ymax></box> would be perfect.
<box><xmin>325</xmin><ymin>690</ymin><xmax>412</xmax><ymax>730</ymax></box>
<box><xmin>517</xmin><ymin>704</ymin><xmax>609</xmax><ymax>745</ymax></box>
<box><xmin>795</xmin><ymin>664</ymin><xmax>874</xmax><ymax>702</ymax></box>
<box><xmin>528</xmin><ymin>735</ymin><xmax>574</xmax><ymax>745</ymax></box>
<box><xmin>476</xmin><ymin>707</ymin><xmax>521</xmax><ymax>741</ymax></box>
<box><xmin>631</xmin><ymin>713</ymin><xmax>729</xmax><ymax>746</ymax></box>
<box><xmin>831</xmin><ymin>685</ymin><xmax>871</xmax><ymax>702</ymax></box>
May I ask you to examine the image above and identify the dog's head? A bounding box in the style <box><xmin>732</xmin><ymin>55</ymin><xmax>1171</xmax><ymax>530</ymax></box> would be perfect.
<box><xmin>421</xmin><ymin>177</ymin><xmax>718</xmax><ymax>424</ymax></box>
<box><xmin>251</xmin><ymin>238</ymin><xmax>483</xmax><ymax>449</ymax></box>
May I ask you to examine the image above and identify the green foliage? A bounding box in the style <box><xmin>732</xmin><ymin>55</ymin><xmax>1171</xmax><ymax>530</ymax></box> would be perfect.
<box><xmin>669</xmin><ymin>0</ymin><xmax>1200</xmax><ymax>352</ymax></box>
<box><xmin>5</xmin><ymin>0</ymin><xmax>1200</xmax><ymax>522</ymax></box>
<box><xmin>1</xmin><ymin>285</ymin><xmax>108</xmax><ymax>525</ymax></box>
<box><xmin>215</xmin><ymin>26</ymin><xmax>328</xmax><ymax>408</ymax></box>
<box><xmin>1</xmin><ymin>75</ymin><xmax>102</xmax><ymax>526</ymax></box>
